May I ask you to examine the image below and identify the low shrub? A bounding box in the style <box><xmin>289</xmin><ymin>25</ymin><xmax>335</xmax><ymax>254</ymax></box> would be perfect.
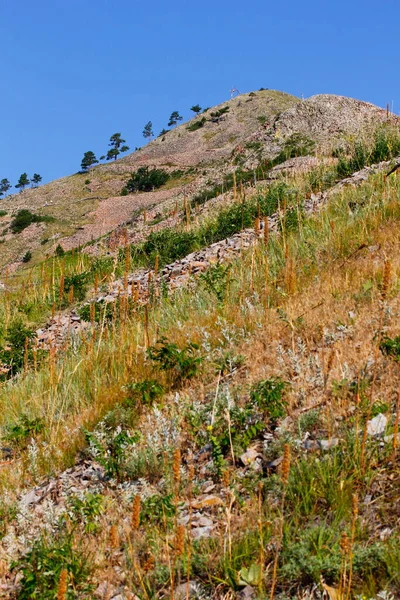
<box><xmin>125</xmin><ymin>379</ymin><xmax>165</xmax><ymax>408</ymax></box>
<box><xmin>199</xmin><ymin>263</ymin><xmax>231</xmax><ymax>302</ymax></box>
<box><xmin>187</xmin><ymin>117</ymin><xmax>207</xmax><ymax>132</ymax></box>
<box><xmin>14</xmin><ymin>531</ymin><xmax>93</xmax><ymax>599</ymax></box>
<box><xmin>10</xmin><ymin>210</ymin><xmax>54</xmax><ymax>234</ymax></box>
<box><xmin>0</xmin><ymin>320</ymin><xmax>37</xmax><ymax>378</ymax></box>
<box><xmin>63</xmin><ymin>272</ymin><xmax>89</xmax><ymax>302</ymax></box>
<box><xmin>22</xmin><ymin>251</ymin><xmax>32</xmax><ymax>263</ymax></box>
<box><xmin>4</xmin><ymin>414</ymin><xmax>44</xmax><ymax>448</ymax></box>
<box><xmin>250</xmin><ymin>377</ymin><xmax>287</xmax><ymax>423</ymax></box>
<box><xmin>267</xmin><ymin>133</ymin><xmax>316</xmax><ymax>169</ymax></box>
<box><xmin>380</xmin><ymin>336</ymin><xmax>400</xmax><ymax>361</ymax></box>
<box><xmin>141</xmin><ymin>228</ymin><xmax>196</xmax><ymax>266</ymax></box>
<box><xmin>123</xmin><ymin>166</ymin><xmax>169</xmax><ymax>193</ymax></box>
<box><xmin>55</xmin><ymin>244</ymin><xmax>65</xmax><ymax>257</ymax></box>
<box><xmin>84</xmin><ymin>426</ymin><xmax>139</xmax><ymax>481</ymax></box>
<box><xmin>147</xmin><ymin>337</ymin><xmax>202</xmax><ymax>387</ymax></box>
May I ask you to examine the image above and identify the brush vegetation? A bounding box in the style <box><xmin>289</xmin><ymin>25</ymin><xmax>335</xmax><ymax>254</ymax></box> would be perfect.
<box><xmin>0</xmin><ymin>117</ymin><xmax>400</xmax><ymax>599</ymax></box>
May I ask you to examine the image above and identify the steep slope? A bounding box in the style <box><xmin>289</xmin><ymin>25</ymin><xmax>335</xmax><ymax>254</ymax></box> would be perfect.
<box><xmin>1</xmin><ymin>161</ymin><xmax>400</xmax><ymax>599</ymax></box>
<box><xmin>0</xmin><ymin>90</ymin><xmax>395</xmax><ymax>274</ymax></box>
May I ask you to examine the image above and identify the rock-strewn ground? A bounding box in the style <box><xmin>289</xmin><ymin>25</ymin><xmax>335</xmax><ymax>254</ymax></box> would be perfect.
<box><xmin>36</xmin><ymin>156</ymin><xmax>398</xmax><ymax>348</ymax></box>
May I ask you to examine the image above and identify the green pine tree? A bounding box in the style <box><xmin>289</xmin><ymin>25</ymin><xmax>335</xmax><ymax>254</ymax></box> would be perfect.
<box><xmin>190</xmin><ymin>104</ymin><xmax>202</xmax><ymax>115</ymax></box>
<box><xmin>168</xmin><ymin>111</ymin><xmax>183</xmax><ymax>127</ymax></box>
<box><xmin>106</xmin><ymin>133</ymin><xmax>130</xmax><ymax>160</ymax></box>
<box><xmin>143</xmin><ymin>121</ymin><xmax>154</xmax><ymax>140</ymax></box>
<box><xmin>31</xmin><ymin>174</ymin><xmax>42</xmax><ymax>187</ymax></box>
<box><xmin>15</xmin><ymin>173</ymin><xmax>30</xmax><ymax>191</ymax></box>
<box><xmin>81</xmin><ymin>151</ymin><xmax>98</xmax><ymax>172</ymax></box>
<box><xmin>0</xmin><ymin>178</ymin><xmax>11</xmax><ymax>197</ymax></box>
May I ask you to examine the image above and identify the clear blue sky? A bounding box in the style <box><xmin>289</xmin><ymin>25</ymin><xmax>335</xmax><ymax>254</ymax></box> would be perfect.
<box><xmin>0</xmin><ymin>0</ymin><xmax>399</xmax><ymax>187</ymax></box>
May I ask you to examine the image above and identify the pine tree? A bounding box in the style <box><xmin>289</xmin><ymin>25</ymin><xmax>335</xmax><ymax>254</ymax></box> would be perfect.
<box><xmin>190</xmin><ymin>104</ymin><xmax>202</xmax><ymax>115</ymax></box>
<box><xmin>81</xmin><ymin>151</ymin><xmax>98</xmax><ymax>172</ymax></box>
<box><xmin>142</xmin><ymin>121</ymin><xmax>154</xmax><ymax>140</ymax></box>
<box><xmin>31</xmin><ymin>173</ymin><xmax>42</xmax><ymax>187</ymax></box>
<box><xmin>15</xmin><ymin>173</ymin><xmax>30</xmax><ymax>191</ymax></box>
<box><xmin>106</xmin><ymin>133</ymin><xmax>130</xmax><ymax>161</ymax></box>
<box><xmin>168</xmin><ymin>111</ymin><xmax>183</xmax><ymax>127</ymax></box>
<box><xmin>0</xmin><ymin>178</ymin><xmax>11</xmax><ymax>197</ymax></box>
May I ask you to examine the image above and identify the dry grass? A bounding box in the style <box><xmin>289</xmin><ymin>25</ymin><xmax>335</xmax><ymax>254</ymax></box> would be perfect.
<box><xmin>0</xmin><ymin>169</ymin><xmax>400</xmax><ymax>598</ymax></box>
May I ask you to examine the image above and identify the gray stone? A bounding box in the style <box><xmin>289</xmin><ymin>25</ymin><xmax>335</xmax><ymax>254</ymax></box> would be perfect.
<box><xmin>174</xmin><ymin>581</ymin><xmax>204</xmax><ymax>600</ymax></box>
<box><xmin>20</xmin><ymin>489</ymin><xmax>41</xmax><ymax>506</ymax></box>
<box><xmin>318</xmin><ymin>438</ymin><xmax>340</xmax><ymax>450</ymax></box>
<box><xmin>367</xmin><ymin>413</ymin><xmax>387</xmax><ymax>437</ymax></box>
<box><xmin>95</xmin><ymin>582</ymin><xmax>119</xmax><ymax>598</ymax></box>
<box><xmin>239</xmin><ymin>585</ymin><xmax>256</xmax><ymax>599</ymax></box>
<box><xmin>191</xmin><ymin>526</ymin><xmax>214</xmax><ymax>539</ymax></box>
<box><xmin>240</xmin><ymin>446</ymin><xmax>261</xmax><ymax>466</ymax></box>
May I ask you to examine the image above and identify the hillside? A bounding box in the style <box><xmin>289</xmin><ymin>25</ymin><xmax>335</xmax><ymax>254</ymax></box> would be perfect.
<box><xmin>0</xmin><ymin>90</ymin><xmax>400</xmax><ymax>600</ymax></box>
<box><xmin>0</xmin><ymin>90</ymin><xmax>392</xmax><ymax>272</ymax></box>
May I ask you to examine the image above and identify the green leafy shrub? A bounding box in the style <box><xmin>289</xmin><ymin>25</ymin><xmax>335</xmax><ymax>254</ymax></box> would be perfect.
<box><xmin>199</xmin><ymin>182</ymin><xmax>295</xmax><ymax>245</ymax></box>
<box><xmin>63</xmin><ymin>272</ymin><xmax>89</xmax><ymax>301</ymax></box>
<box><xmin>336</xmin><ymin>142</ymin><xmax>368</xmax><ymax>178</ymax></box>
<box><xmin>67</xmin><ymin>493</ymin><xmax>104</xmax><ymax>533</ymax></box>
<box><xmin>4</xmin><ymin>414</ymin><xmax>44</xmax><ymax>448</ymax></box>
<box><xmin>10</xmin><ymin>210</ymin><xmax>54</xmax><ymax>234</ymax></box>
<box><xmin>187</xmin><ymin>117</ymin><xmax>207</xmax><ymax>132</ymax></box>
<box><xmin>190</xmin><ymin>163</ymin><xmax>273</xmax><ymax>208</ymax></box>
<box><xmin>370</xmin><ymin>127</ymin><xmax>400</xmax><ymax>163</ymax></box>
<box><xmin>191</xmin><ymin>185</ymin><xmax>222</xmax><ymax>207</ymax></box>
<box><xmin>201</xmin><ymin>200</ymin><xmax>255</xmax><ymax>242</ymax></box>
<box><xmin>207</xmin><ymin>401</ymin><xmax>266</xmax><ymax>473</ymax></box>
<box><xmin>0</xmin><ymin>210</ymin><xmax>7</xmax><ymax>217</ymax></box>
<box><xmin>141</xmin><ymin>493</ymin><xmax>176</xmax><ymax>525</ymax></box>
<box><xmin>124</xmin><ymin>181</ymin><xmax>297</xmax><ymax>271</ymax></box>
<box><xmin>78</xmin><ymin>299</ymin><xmax>115</xmax><ymax>323</ymax></box>
<box><xmin>333</xmin><ymin>127</ymin><xmax>400</xmax><ymax>180</ymax></box>
<box><xmin>258</xmin><ymin>181</ymin><xmax>294</xmax><ymax>216</ymax></box>
<box><xmin>209</xmin><ymin>431</ymin><xmax>226</xmax><ymax>477</ymax></box>
<box><xmin>280</xmin><ymin>525</ymin><xmax>390</xmax><ymax>588</ymax></box>
<box><xmin>147</xmin><ymin>337</ymin><xmax>202</xmax><ymax>387</ymax></box>
<box><xmin>306</xmin><ymin>165</ymin><xmax>337</xmax><ymax>192</ymax></box>
<box><xmin>210</xmin><ymin>106</ymin><xmax>230</xmax><ymax>120</ymax></box>
<box><xmin>84</xmin><ymin>427</ymin><xmax>139</xmax><ymax>481</ymax></box>
<box><xmin>199</xmin><ymin>263</ymin><xmax>231</xmax><ymax>302</ymax></box>
<box><xmin>141</xmin><ymin>228</ymin><xmax>196</xmax><ymax>266</ymax></box>
<box><xmin>125</xmin><ymin>379</ymin><xmax>165</xmax><ymax>408</ymax></box>
<box><xmin>280</xmin><ymin>205</ymin><xmax>303</xmax><ymax>232</ymax></box>
<box><xmin>15</xmin><ymin>531</ymin><xmax>93</xmax><ymax>599</ymax></box>
<box><xmin>0</xmin><ymin>320</ymin><xmax>37</xmax><ymax>378</ymax></box>
<box><xmin>250</xmin><ymin>377</ymin><xmax>287</xmax><ymax>422</ymax></box>
<box><xmin>55</xmin><ymin>244</ymin><xmax>65</xmax><ymax>257</ymax></box>
<box><xmin>123</xmin><ymin>166</ymin><xmax>169</xmax><ymax>193</ymax></box>
<box><xmin>268</xmin><ymin>133</ymin><xmax>316</xmax><ymax>168</ymax></box>
<box><xmin>22</xmin><ymin>251</ymin><xmax>32</xmax><ymax>263</ymax></box>
<box><xmin>380</xmin><ymin>336</ymin><xmax>400</xmax><ymax>361</ymax></box>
